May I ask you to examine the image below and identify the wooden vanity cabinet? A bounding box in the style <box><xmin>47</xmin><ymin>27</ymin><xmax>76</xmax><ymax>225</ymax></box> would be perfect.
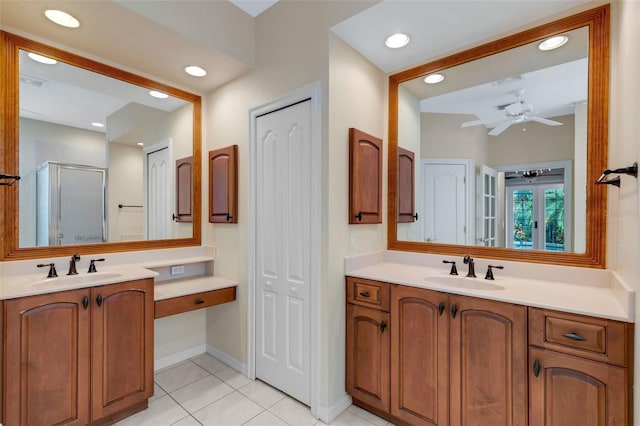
<box><xmin>347</xmin><ymin>279</ymin><xmax>527</xmax><ymax>426</ymax></box>
<box><xmin>528</xmin><ymin>308</ymin><xmax>633</xmax><ymax>426</ymax></box>
<box><xmin>2</xmin><ymin>278</ymin><xmax>154</xmax><ymax>426</ymax></box>
<box><xmin>346</xmin><ymin>278</ymin><xmax>390</xmax><ymax>412</ymax></box>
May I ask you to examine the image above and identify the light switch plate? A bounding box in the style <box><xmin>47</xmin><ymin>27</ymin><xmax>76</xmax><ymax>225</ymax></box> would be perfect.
<box><xmin>170</xmin><ymin>265</ymin><xmax>185</xmax><ymax>275</ymax></box>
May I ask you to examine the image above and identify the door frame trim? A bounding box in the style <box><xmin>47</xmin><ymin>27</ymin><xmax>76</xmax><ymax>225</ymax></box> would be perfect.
<box><xmin>247</xmin><ymin>82</ymin><xmax>322</xmax><ymax>417</ymax></box>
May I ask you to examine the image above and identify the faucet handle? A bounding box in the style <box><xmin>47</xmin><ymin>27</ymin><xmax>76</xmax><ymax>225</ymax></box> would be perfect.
<box><xmin>485</xmin><ymin>265</ymin><xmax>504</xmax><ymax>280</ymax></box>
<box><xmin>37</xmin><ymin>263</ymin><xmax>58</xmax><ymax>278</ymax></box>
<box><xmin>68</xmin><ymin>253</ymin><xmax>81</xmax><ymax>276</ymax></box>
<box><xmin>442</xmin><ymin>260</ymin><xmax>458</xmax><ymax>275</ymax></box>
<box><xmin>88</xmin><ymin>258</ymin><xmax>105</xmax><ymax>273</ymax></box>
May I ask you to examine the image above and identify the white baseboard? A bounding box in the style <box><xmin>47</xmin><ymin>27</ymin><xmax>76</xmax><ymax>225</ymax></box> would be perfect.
<box><xmin>316</xmin><ymin>393</ymin><xmax>352</xmax><ymax>424</ymax></box>
<box><xmin>154</xmin><ymin>344</ymin><xmax>206</xmax><ymax>371</ymax></box>
<box><xmin>206</xmin><ymin>344</ymin><xmax>248</xmax><ymax>376</ymax></box>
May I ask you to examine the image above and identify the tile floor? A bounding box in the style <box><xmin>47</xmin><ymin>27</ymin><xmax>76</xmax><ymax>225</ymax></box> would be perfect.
<box><xmin>116</xmin><ymin>353</ymin><xmax>394</xmax><ymax>426</ymax></box>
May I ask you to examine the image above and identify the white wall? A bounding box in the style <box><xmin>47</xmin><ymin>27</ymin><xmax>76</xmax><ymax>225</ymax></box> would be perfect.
<box><xmin>397</xmin><ymin>85</ymin><xmax>421</xmax><ymax>241</ymax></box>
<box><xmin>108</xmin><ymin>142</ymin><xmax>144</xmax><ymax>241</ymax></box>
<box><xmin>202</xmin><ymin>0</ymin><xmax>380</xmax><ymax>413</ymax></box>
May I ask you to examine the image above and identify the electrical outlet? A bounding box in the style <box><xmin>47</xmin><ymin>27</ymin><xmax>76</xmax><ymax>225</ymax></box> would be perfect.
<box><xmin>170</xmin><ymin>265</ymin><xmax>185</xmax><ymax>275</ymax></box>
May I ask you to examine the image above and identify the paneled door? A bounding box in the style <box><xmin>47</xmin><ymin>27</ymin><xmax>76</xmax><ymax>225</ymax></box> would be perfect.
<box><xmin>145</xmin><ymin>142</ymin><xmax>171</xmax><ymax>239</ymax></box>
<box><xmin>255</xmin><ymin>99</ymin><xmax>312</xmax><ymax>404</ymax></box>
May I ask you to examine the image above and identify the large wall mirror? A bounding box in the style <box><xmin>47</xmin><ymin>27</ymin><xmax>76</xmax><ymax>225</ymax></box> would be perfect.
<box><xmin>1</xmin><ymin>32</ymin><xmax>202</xmax><ymax>260</ymax></box>
<box><xmin>388</xmin><ymin>6</ymin><xmax>608</xmax><ymax>268</ymax></box>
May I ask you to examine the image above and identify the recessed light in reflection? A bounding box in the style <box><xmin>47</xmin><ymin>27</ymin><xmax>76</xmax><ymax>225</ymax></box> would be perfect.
<box><xmin>91</xmin><ymin>122</ymin><xmax>104</xmax><ymax>128</ymax></box>
<box><xmin>137</xmin><ymin>142</ymin><xmax>144</xmax><ymax>146</ymax></box>
<box><xmin>149</xmin><ymin>90</ymin><xmax>169</xmax><ymax>99</ymax></box>
<box><xmin>424</xmin><ymin>73</ymin><xmax>445</xmax><ymax>84</ymax></box>
<box><xmin>44</xmin><ymin>10</ymin><xmax>80</xmax><ymax>28</ymax></box>
<box><xmin>538</xmin><ymin>35</ymin><xmax>569</xmax><ymax>51</ymax></box>
<box><xmin>27</xmin><ymin>52</ymin><xmax>58</xmax><ymax>65</ymax></box>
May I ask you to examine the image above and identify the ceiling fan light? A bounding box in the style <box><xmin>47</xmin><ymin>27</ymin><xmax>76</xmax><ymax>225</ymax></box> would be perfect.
<box><xmin>44</xmin><ymin>10</ymin><xmax>80</xmax><ymax>28</ymax></box>
<box><xmin>538</xmin><ymin>35</ymin><xmax>568</xmax><ymax>51</ymax></box>
<box><xmin>424</xmin><ymin>73</ymin><xmax>445</xmax><ymax>84</ymax></box>
<box><xmin>385</xmin><ymin>33</ymin><xmax>410</xmax><ymax>49</ymax></box>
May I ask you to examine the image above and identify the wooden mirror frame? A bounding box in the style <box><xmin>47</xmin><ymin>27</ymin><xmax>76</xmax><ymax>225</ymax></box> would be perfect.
<box><xmin>387</xmin><ymin>6</ymin><xmax>609</xmax><ymax>268</ymax></box>
<box><xmin>0</xmin><ymin>31</ymin><xmax>202</xmax><ymax>260</ymax></box>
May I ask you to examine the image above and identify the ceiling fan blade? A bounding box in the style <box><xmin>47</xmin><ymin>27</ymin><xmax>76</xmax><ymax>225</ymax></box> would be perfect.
<box><xmin>488</xmin><ymin>121</ymin><xmax>513</xmax><ymax>136</ymax></box>
<box><xmin>527</xmin><ymin>116</ymin><xmax>563</xmax><ymax>126</ymax></box>
<box><xmin>460</xmin><ymin>118</ymin><xmax>490</xmax><ymax>128</ymax></box>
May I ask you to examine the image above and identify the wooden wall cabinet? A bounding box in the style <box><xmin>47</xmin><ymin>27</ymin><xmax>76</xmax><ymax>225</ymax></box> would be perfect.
<box><xmin>528</xmin><ymin>308</ymin><xmax>632</xmax><ymax>426</ymax></box>
<box><xmin>175</xmin><ymin>156</ymin><xmax>193</xmax><ymax>222</ymax></box>
<box><xmin>349</xmin><ymin>128</ymin><xmax>382</xmax><ymax>224</ymax></box>
<box><xmin>397</xmin><ymin>147</ymin><xmax>417</xmax><ymax>223</ymax></box>
<box><xmin>2</xmin><ymin>279</ymin><xmax>154</xmax><ymax>425</ymax></box>
<box><xmin>209</xmin><ymin>145</ymin><xmax>238</xmax><ymax>223</ymax></box>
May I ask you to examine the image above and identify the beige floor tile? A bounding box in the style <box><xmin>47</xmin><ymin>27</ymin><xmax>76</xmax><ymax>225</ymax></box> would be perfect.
<box><xmin>155</xmin><ymin>361</ymin><xmax>211</xmax><ymax>393</ymax></box>
<box><xmin>172</xmin><ymin>416</ymin><xmax>203</xmax><ymax>426</ymax></box>
<box><xmin>238</xmin><ymin>380</ymin><xmax>286</xmax><ymax>408</ymax></box>
<box><xmin>347</xmin><ymin>405</ymin><xmax>387</xmax><ymax>426</ymax></box>
<box><xmin>214</xmin><ymin>366</ymin><xmax>252</xmax><ymax>389</ymax></box>
<box><xmin>192</xmin><ymin>353</ymin><xmax>228</xmax><ymax>374</ymax></box>
<box><xmin>324</xmin><ymin>410</ymin><xmax>377</xmax><ymax>426</ymax></box>
<box><xmin>117</xmin><ymin>395</ymin><xmax>189</xmax><ymax>426</ymax></box>
<box><xmin>268</xmin><ymin>396</ymin><xmax>316</xmax><ymax>426</ymax></box>
<box><xmin>242</xmin><ymin>410</ymin><xmax>289</xmax><ymax>426</ymax></box>
<box><xmin>150</xmin><ymin>382</ymin><xmax>167</xmax><ymax>402</ymax></box>
<box><xmin>193</xmin><ymin>392</ymin><xmax>264</xmax><ymax>426</ymax></box>
<box><xmin>171</xmin><ymin>375</ymin><xmax>235</xmax><ymax>413</ymax></box>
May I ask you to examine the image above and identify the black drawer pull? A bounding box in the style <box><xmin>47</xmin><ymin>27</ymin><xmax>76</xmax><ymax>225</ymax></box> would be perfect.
<box><xmin>96</xmin><ymin>294</ymin><xmax>102</xmax><ymax>307</ymax></box>
<box><xmin>451</xmin><ymin>304</ymin><xmax>458</xmax><ymax>318</ymax></box>
<box><xmin>355</xmin><ymin>211</ymin><xmax>362</xmax><ymax>222</ymax></box>
<box><xmin>438</xmin><ymin>302</ymin><xmax>445</xmax><ymax>316</ymax></box>
<box><xmin>194</xmin><ymin>299</ymin><xmax>205</xmax><ymax>305</ymax></box>
<box><xmin>562</xmin><ymin>332</ymin><xmax>587</xmax><ymax>341</ymax></box>
<box><xmin>380</xmin><ymin>320</ymin><xmax>387</xmax><ymax>334</ymax></box>
<box><xmin>533</xmin><ymin>359</ymin><xmax>541</xmax><ymax>377</ymax></box>
<box><xmin>82</xmin><ymin>296</ymin><xmax>89</xmax><ymax>310</ymax></box>
<box><xmin>359</xmin><ymin>291</ymin><xmax>370</xmax><ymax>298</ymax></box>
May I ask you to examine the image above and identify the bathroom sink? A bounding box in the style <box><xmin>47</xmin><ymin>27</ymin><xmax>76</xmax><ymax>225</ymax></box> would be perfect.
<box><xmin>32</xmin><ymin>272</ymin><xmax>123</xmax><ymax>287</ymax></box>
<box><xmin>424</xmin><ymin>275</ymin><xmax>504</xmax><ymax>291</ymax></box>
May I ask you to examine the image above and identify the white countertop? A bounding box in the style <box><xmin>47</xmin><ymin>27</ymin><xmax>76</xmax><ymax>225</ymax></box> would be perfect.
<box><xmin>346</xmin><ymin>251</ymin><xmax>635</xmax><ymax>322</ymax></box>
<box><xmin>154</xmin><ymin>276</ymin><xmax>238</xmax><ymax>301</ymax></box>
<box><xmin>0</xmin><ymin>265</ymin><xmax>159</xmax><ymax>300</ymax></box>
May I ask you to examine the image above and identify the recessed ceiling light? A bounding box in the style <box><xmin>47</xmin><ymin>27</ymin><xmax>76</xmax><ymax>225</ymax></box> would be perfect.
<box><xmin>538</xmin><ymin>35</ymin><xmax>569</xmax><ymax>51</ymax></box>
<box><xmin>149</xmin><ymin>90</ymin><xmax>169</xmax><ymax>99</ymax></box>
<box><xmin>91</xmin><ymin>122</ymin><xmax>104</xmax><ymax>128</ymax></box>
<box><xmin>385</xmin><ymin>33</ymin><xmax>410</xmax><ymax>49</ymax></box>
<box><xmin>185</xmin><ymin>65</ymin><xmax>207</xmax><ymax>77</ymax></box>
<box><xmin>137</xmin><ymin>142</ymin><xmax>144</xmax><ymax>146</ymax></box>
<box><xmin>27</xmin><ymin>52</ymin><xmax>57</xmax><ymax>65</ymax></box>
<box><xmin>424</xmin><ymin>73</ymin><xmax>445</xmax><ymax>84</ymax></box>
<box><xmin>44</xmin><ymin>10</ymin><xmax>80</xmax><ymax>28</ymax></box>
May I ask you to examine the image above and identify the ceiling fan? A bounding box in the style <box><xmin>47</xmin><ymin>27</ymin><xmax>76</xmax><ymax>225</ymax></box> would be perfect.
<box><xmin>504</xmin><ymin>168</ymin><xmax>564</xmax><ymax>182</ymax></box>
<box><xmin>461</xmin><ymin>90</ymin><xmax>563</xmax><ymax>136</ymax></box>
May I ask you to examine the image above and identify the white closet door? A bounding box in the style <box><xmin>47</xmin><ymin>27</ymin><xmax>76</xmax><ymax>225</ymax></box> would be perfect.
<box><xmin>255</xmin><ymin>100</ymin><xmax>311</xmax><ymax>405</ymax></box>
<box><xmin>146</xmin><ymin>146</ymin><xmax>170</xmax><ymax>240</ymax></box>
<box><xmin>423</xmin><ymin>161</ymin><xmax>468</xmax><ymax>244</ymax></box>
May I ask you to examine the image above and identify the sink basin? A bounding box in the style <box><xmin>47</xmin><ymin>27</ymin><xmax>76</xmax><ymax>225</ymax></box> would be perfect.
<box><xmin>424</xmin><ymin>275</ymin><xmax>504</xmax><ymax>291</ymax></box>
<box><xmin>32</xmin><ymin>272</ymin><xmax>123</xmax><ymax>286</ymax></box>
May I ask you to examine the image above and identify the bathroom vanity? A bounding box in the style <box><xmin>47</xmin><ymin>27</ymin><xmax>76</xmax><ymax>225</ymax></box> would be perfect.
<box><xmin>345</xmin><ymin>251</ymin><xmax>634</xmax><ymax>426</ymax></box>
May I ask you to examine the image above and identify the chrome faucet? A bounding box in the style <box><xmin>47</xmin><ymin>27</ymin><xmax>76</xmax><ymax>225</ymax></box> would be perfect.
<box><xmin>67</xmin><ymin>253</ymin><xmax>80</xmax><ymax>275</ymax></box>
<box><xmin>463</xmin><ymin>255</ymin><xmax>476</xmax><ymax>278</ymax></box>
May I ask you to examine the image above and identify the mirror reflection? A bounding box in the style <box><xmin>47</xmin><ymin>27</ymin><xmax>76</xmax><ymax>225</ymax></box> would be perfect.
<box><xmin>18</xmin><ymin>49</ymin><xmax>193</xmax><ymax>247</ymax></box>
<box><xmin>397</xmin><ymin>26</ymin><xmax>588</xmax><ymax>253</ymax></box>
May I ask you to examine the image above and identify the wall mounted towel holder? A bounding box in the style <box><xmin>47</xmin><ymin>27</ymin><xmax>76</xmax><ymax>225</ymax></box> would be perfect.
<box><xmin>0</xmin><ymin>173</ymin><xmax>20</xmax><ymax>186</ymax></box>
<box><xmin>595</xmin><ymin>162</ymin><xmax>638</xmax><ymax>187</ymax></box>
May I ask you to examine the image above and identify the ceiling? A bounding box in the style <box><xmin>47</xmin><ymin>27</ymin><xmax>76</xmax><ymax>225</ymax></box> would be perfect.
<box><xmin>1</xmin><ymin>0</ymin><xmax>597</xmax><ymax>136</ymax></box>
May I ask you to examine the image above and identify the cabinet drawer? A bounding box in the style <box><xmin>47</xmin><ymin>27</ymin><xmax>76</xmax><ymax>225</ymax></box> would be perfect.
<box><xmin>346</xmin><ymin>277</ymin><xmax>390</xmax><ymax>312</ymax></box>
<box><xmin>155</xmin><ymin>287</ymin><xmax>236</xmax><ymax>319</ymax></box>
<box><xmin>529</xmin><ymin>307</ymin><xmax>632</xmax><ymax>366</ymax></box>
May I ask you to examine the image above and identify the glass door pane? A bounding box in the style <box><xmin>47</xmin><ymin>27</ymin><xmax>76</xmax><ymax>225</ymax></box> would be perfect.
<box><xmin>544</xmin><ymin>187</ymin><xmax>565</xmax><ymax>251</ymax></box>
<box><xmin>512</xmin><ymin>189</ymin><xmax>533</xmax><ymax>249</ymax></box>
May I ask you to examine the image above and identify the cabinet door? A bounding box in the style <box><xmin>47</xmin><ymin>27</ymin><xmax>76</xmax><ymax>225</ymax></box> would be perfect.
<box><xmin>4</xmin><ymin>289</ymin><xmax>90</xmax><ymax>426</ymax></box>
<box><xmin>209</xmin><ymin>145</ymin><xmax>238</xmax><ymax>223</ymax></box>
<box><xmin>346</xmin><ymin>304</ymin><xmax>390</xmax><ymax>412</ymax></box>
<box><xmin>349</xmin><ymin>128</ymin><xmax>382</xmax><ymax>224</ymax></box>
<box><xmin>397</xmin><ymin>147</ymin><xmax>416</xmax><ymax>223</ymax></box>
<box><xmin>91</xmin><ymin>279</ymin><xmax>154</xmax><ymax>421</ymax></box>
<box><xmin>449</xmin><ymin>295</ymin><xmax>527</xmax><ymax>426</ymax></box>
<box><xmin>529</xmin><ymin>347</ymin><xmax>627</xmax><ymax>426</ymax></box>
<box><xmin>175</xmin><ymin>155</ymin><xmax>193</xmax><ymax>222</ymax></box>
<box><xmin>390</xmin><ymin>285</ymin><xmax>448</xmax><ymax>425</ymax></box>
